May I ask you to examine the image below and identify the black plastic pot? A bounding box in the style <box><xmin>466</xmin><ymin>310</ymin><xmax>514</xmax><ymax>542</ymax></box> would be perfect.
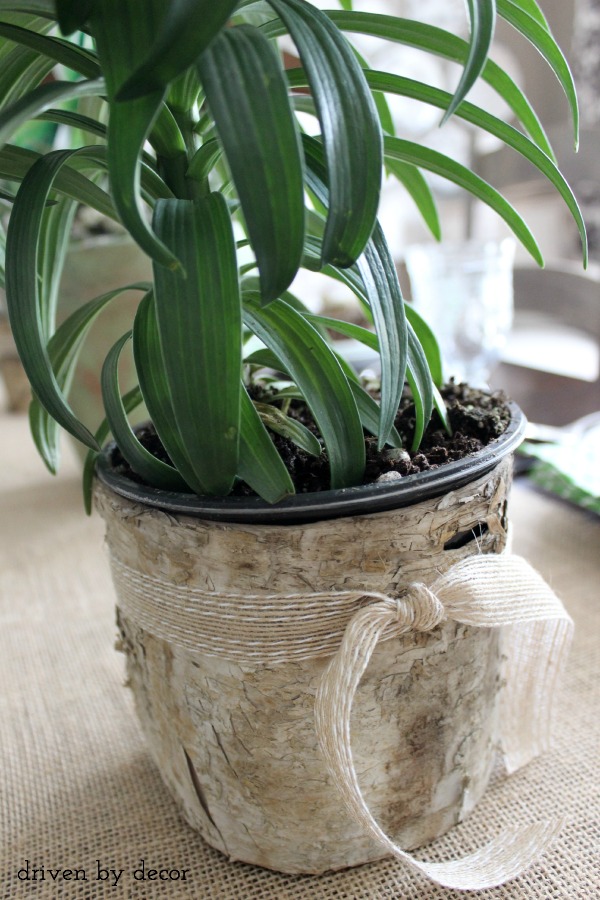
<box><xmin>95</xmin><ymin>401</ymin><xmax>526</xmax><ymax>525</ymax></box>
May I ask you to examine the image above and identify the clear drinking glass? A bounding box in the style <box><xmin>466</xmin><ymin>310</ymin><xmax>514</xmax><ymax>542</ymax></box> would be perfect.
<box><xmin>405</xmin><ymin>239</ymin><xmax>515</xmax><ymax>387</ymax></box>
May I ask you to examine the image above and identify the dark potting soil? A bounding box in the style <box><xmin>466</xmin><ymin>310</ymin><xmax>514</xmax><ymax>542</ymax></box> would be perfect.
<box><xmin>110</xmin><ymin>382</ymin><xmax>511</xmax><ymax>497</ymax></box>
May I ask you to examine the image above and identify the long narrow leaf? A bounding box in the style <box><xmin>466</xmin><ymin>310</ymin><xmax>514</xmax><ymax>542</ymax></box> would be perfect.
<box><xmin>245</xmin><ymin>333</ymin><xmax>395</xmax><ymax>446</ymax></box>
<box><xmin>301</xmin><ymin>289</ymin><xmax>435</xmax><ymax>450</ymax></box>
<box><xmin>0</xmin><ymin>143</ymin><xmax>117</xmax><ymax>219</ymax></box>
<box><xmin>56</xmin><ymin>0</ymin><xmax>95</xmax><ymax>35</ymax></box>
<box><xmin>89</xmin><ymin>0</ymin><xmax>180</xmax><ymax>271</ymax></box>
<box><xmin>254</xmin><ymin>400</ymin><xmax>322</xmax><ymax>457</ymax></box>
<box><xmin>362</xmin><ymin>71</ymin><xmax>587</xmax><ymax>265</ymax></box>
<box><xmin>0</xmin><ymin>20</ymin><xmax>100</xmax><ymax>76</ymax></box>
<box><xmin>497</xmin><ymin>0</ymin><xmax>578</xmax><ymax>148</ymax></box>
<box><xmin>132</xmin><ymin>292</ymin><xmax>209</xmax><ymax>495</ymax></box>
<box><xmin>320</xmin><ymin>11</ymin><xmax>555</xmax><ymax>161</ymax></box>
<box><xmin>238</xmin><ymin>387</ymin><xmax>295</xmax><ymax>502</ymax></box>
<box><xmin>348</xmin><ymin>382</ymin><xmax>402</xmax><ymax>449</ymax></box>
<box><xmin>152</xmin><ymin>194</ymin><xmax>242</xmax><ymax>496</ymax></box>
<box><xmin>117</xmin><ymin>0</ymin><xmax>238</xmax><ymax>101</ymax></box>
<box><xmin>36</xmin><ymin>193</ymin><xmax>77</xmax><ymax>338</ymax></box>
<box><xmin>269</xmin><ymin>0</ymin><xmax>382</xmax><ymax>267</ymax></box>
<box><xmin>37</xmin><ymin>108</ymin><xmax>107</xmax><ymax>142</ymax></box>
<box><xmin>0</xmin><ymin>23</ymin><xmax>55</xmax><ymax>110</ymax></box>
<box><xmin>302</xmin><ymin>135</ymin><xmax>407</xmax><ymax>448</ymax></box>
<box><xmin>301</xmin><ymin>313</ymin><xmax>406</xmax><ymax>449</ymax></box>
<box><xmin>384</xmin><ymin>157</ymin><xmax>441</xmax><ymax>241</ymax></box>
<box><xmin>0</xmin><ymin>2</ymin><xmax>55</xmax><ymax>14</ymax></box>
<box><xmin>384</xmin><ymin>136</ymin><xmax>545</xmax><ymax>266</ymax></box>
<box><xmin>243</xmin><ymin>291</ymin><xmax>365</xmax><ymax>489</ymax></box>
<box><xmin>443</xmin><ymin>0</ymin><xmax>496</xmax><ymax>122</ymax></box>
<box><xmin>187</xmin><ymin>137</ymin><xmax>223</xmax><ymax>184</ymax></box>
<box><xmin>405</xmin><ymin>304</ymin><xmax>443</xmax><ymax>387</ymax></box>
<box><xmin>406</xmin><ymin>321</ymin><xmax>434</xmax><ymax>451</ymax></box>
<box><xmin>82</xmin><ymin>385</ymin><xmax>143</xmax><ymax>515</ymax></box>
<box><xmin>101</xmin><ymin>332</ymin><xmax>188</xmax><ymax>491</ymax></box>
<box><xmin>508</xmin><ymin>0</ymin><xmax>548</xmax><ymax>29</ymax></box>
<box><xmin>198</xmin><ymin>24</ymin><xmax>304</xmax><ymax>302</ymax></box>
<box><xmin>0</xmin><ymin>78</ymin><xmax>104</xmax><ymax>149</ymax></box>
<box><xmin>5</xmin><ymin>149</ymin><xmax>105</xmax><ymax>453</ymax></box>
<box><xmin>29</xmin><ymin>281</ymin><xmax>149</xmax><ymax>471</ymax></box>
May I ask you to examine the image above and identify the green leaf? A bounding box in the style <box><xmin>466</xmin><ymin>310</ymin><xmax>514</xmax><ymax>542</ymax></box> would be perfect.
<box><xmin>0</xmin><ymin>19</ymin><xmax>55</xmax><ymax>113</ymax></box>
<box><xmin>243</xmin><ymin>292</ymin><xmax>365</xmax><ymax>489</ymax></box>
<box><xmin>443</xmin><ymin>0</ymin><xmax>496</xmax><ymax>123</ymax></box>
<box><xmin>497</xmin><ymin>0</ymin><xmax>578</xmax><ymax>148</ymax></box>
<box><xmin>301</xmin><ymin>292</ymin><xmax>435</xmax><ymax>453</ymax></box>
<box><xmin>56</xmin><ymin>0</ymin><xmax>95</xmax><ymax>35</ymax></box>
<box><xmin>187</xmin><ymin>137</ymin><xmax>223</xmax><ymax>184</ymax></box>
<box><xmin>0</xmin><ymin>20</ymin><xmax>100</xmax><ymax>77</ymax></box>
<box><xmin>322</xmin><ymin>10</ymin><xmax>555</xmax><ymax>161</ymax></box>
<box><xmin>268</xmin><ymin>0</ymin><xmax>382</xmax><ymax>267</ymax></box>
<box><xmin>405</xmin><ymin>304</ymin><xmax>443</xmax><ymax>387</ymax></box>
<box><xmin>198</xmin><ymin>24</ymin><xmax>304</xmax><ymax>302</ymax></box>
<box><xmin>116</xmin><ymin>0</ymin><xmax>238</xmax><ymax>101</ymax></box>
<box><xmin>384</xmin><ymin>136</ymin><xmax>545</xmax><ymax>266</ymax></box>
<box><xmin>507</xmin><ymin>0</ymin><xmax>548</xmax><ymax>29</ymax></box>
<box><xmin>4</xmin><ymin>149</ymin><xmax>104</xmax><ymax>453</ymax></box>
<box><xmin>0</xmin><ymin>78</ymin><xmax>104</xmax><ymax>150</ymax></box>
<box><xmin>364</xmin><ymin>71</ymin><xmax>587</xmax><ymax>265</ymax></box>
<box><xmin>385</xmin><ymin>157</ymin><xmax>440</xmax><ymax>240</ymax></box>
<box><xmin>35</xmin><ymin>189</ymin><xmax>78</xmax><ymax>342</ymax></box>
<box><xmin>89</xmin><ymin>0</ymin><xmax>180</xmax><ymax>271</ymax></box>
<box><xmin>304</xmin><ymin>313</ymin><xmax>376</xmax><ymax>349</ymax></box>
<box><xmin>300</xmin><ymin>313</ymin><xmax>402</xmax><ymax>449</ymax></box>
<box><xmin>254</xmin><ymin>400</ymin><xmax>322</xmax><ymax>457</ymax></box>
<box><xmin>37</xmin><ymin>107</ymin><xmax>107</xmax><ymax>142</ymax></box>
<box><xmin>356</xmin><ymin>228</ymin><xmax>408</xmax><ymax>449</ymax></box>
<box><xmin>0</xmin><ymin>2</ymin><xmax>56</xmax><ymax>14</ymax></box>
<box><xmin>302</xmin><ymin>136</ymin><xmax>407</xmax><ymax>449</ymax></box>
<box><xmin>132</xmin><ymin>291</ymin><xmax>209</xmax><ymax>495</ymax></box>
<box><xmin>238</xmin><ymin>387</ymin><xmax>295</xmax><ymax>503</ymax></box>
<box><xmin>349</xmin><ymin>381</ymin><xmax>402</xmax><ymax>449</ymax></box>
<box><xmin>101</xmin><ymin>332</ymin><xmax>188</xmax><ymax>491</ymax></box>
<box><xmin>152</xmin><ymin>194</ymin><xmax>242</xmax><ymax>496</ymax></box>
<box><xmin>0</xmin><ymin>143</ymin><xmax>117</xmax><ymax>220</ymax></box>
<box><xmin>351</xmin><ymin>44</ymin><xmax>394</xmax><ymax>136</ymax></box>
<box><xmin>244</xmin><ymin>347</ymin><xmax>286</xmax><ymax>372</ymax></box>
<box><xmin>433</xmin><ymin>383</ymin><xmax>451</xmax><ymax>435</ymax></box>
<box><xmin>82</xmin><ymin>385</ymin><xmax>143</xmax><ymax>515</ymax></box>
<box><xmin>29</xmin><ymin>282</ymin><xmax>150</xmax><ymax>472</ymax></box>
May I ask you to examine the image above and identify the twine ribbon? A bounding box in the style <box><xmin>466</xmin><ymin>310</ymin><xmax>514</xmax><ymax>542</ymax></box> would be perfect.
<box><xmin>315</xmin><ymin>554</ymin><xmax>573</xmax><ymax>890</ymax></box>
<box><xmin>111</xmin><ymin>551</ymin><xmax>573</xmax><ymax>891</ymax></box>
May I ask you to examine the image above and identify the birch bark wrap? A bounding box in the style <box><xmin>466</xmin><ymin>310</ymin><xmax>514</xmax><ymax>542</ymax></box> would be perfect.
<box><xmin>94</xmin><ymin>456</ymin><xmax>572</xmax><ymax>889</ymax></box>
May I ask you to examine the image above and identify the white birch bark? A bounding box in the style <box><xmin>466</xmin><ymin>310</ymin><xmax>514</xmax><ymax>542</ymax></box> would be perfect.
<box><xmin>96</xmin><ymin>458</ymin><xmax>511</xmax><ymax>874</ymax></box>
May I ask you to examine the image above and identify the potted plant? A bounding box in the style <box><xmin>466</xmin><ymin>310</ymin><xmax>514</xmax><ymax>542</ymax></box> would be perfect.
<box><xmin>0</xmin><ymin>0</ymin><xmax>584</xmax><ymax>890</ymax></box>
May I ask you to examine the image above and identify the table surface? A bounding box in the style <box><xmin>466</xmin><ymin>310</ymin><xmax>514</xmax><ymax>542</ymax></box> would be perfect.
<box><xmin>1</xmin><ymin>410</ymin><xmax>599</xmax><ymax>899</ymax></box>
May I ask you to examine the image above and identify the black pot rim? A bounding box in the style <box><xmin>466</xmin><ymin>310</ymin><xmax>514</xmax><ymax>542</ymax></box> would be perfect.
<box><xmin>95</xmin><ymin>401</ymin><xmax>526</xmax><ymax>526</ymax></box>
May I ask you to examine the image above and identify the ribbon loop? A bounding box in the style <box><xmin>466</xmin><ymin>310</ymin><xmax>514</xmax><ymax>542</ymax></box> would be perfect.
<box><xmin>315</xmin><ymin>552</ymin><xmax>573</xmax><ymax>891</ymax></box>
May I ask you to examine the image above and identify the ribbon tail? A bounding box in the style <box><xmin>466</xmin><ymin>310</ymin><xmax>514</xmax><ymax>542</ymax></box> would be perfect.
<box><xmin>500</xmin><ymin>618</ymin><xmax>573</xmax><ymax>773</ymax></box>
<box><xmin>431</xmin><ymin>554</ymin><xmax>574</xmax><ymax>774</ymax></box>
<box><xmin>402</xmin><ymin>818</ymin><xmax>567</xmax><ymax>890</ymax></box>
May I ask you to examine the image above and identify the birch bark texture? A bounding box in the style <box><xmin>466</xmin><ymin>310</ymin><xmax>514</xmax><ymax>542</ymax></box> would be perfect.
<box><xmin>95</xmin><ymin>457</ymin><xmax>511</xmax><ymax>874</ymax></box>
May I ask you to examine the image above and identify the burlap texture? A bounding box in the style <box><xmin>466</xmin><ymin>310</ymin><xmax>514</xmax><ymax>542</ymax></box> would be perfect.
<box><xmin>1</xmin><ymin>412</ymin><xmax>599</xmax><ymax>898</ymax></box>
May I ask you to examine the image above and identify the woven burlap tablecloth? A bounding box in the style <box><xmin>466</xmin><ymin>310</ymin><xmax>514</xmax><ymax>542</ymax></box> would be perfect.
<box><xmin>1</xmin><ymin>410</ymin><xmax>599</xmax><ymax>899</ymax></box>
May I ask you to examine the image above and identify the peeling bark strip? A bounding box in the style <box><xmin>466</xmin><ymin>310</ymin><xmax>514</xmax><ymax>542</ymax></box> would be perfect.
<box><xmin>97</xmin><ymin>459</ymin><xmax>511</xmax><ymax>874</ymax></box>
